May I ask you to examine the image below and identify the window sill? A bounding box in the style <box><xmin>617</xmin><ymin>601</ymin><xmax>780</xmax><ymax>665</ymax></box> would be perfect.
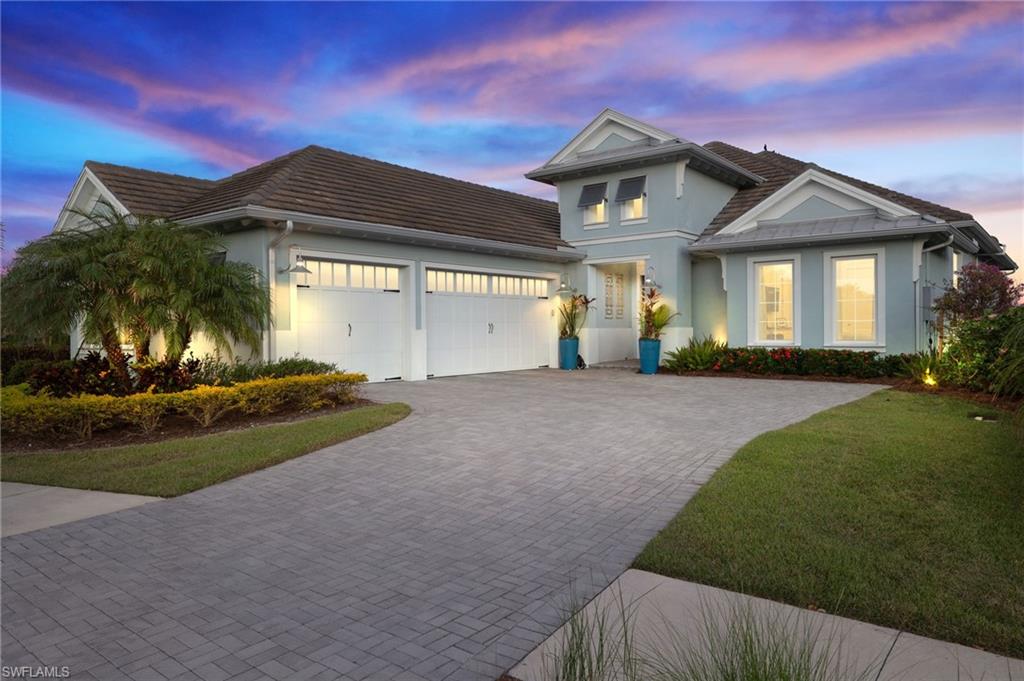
<box><xmin>825</xmin><ymin>343</ymin><xmax>885</xmax><ymax>350</ymax></box>
<box><xmin>583</xmin><ymin>223</ymin><xmax>609</xmax><ymax>230</ymax></box>
<box><xmin>748</xmin><ymin>340</ymin><xmax>799</xmax><ymax>348</ymax></box>
<box><xmin>620</xmin><ymin>217</ymin><xmax>648</xmax><ymax>225</ymax></box>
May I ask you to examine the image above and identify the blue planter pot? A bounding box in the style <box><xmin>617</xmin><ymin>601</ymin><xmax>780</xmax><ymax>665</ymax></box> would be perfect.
<box><xmin>638</xmin><ymin>338</ymin><xmax>661</xmax><ymax>374</ymax></box>
<box><xmin>558</xmin><ymin>338</ymin><xmax>579</xmax><ymax>370</ymax></box>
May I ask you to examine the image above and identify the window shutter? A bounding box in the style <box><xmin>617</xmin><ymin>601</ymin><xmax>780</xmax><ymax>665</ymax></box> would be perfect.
<box><xmin>577</xmin><ymin>182</ymin><xmax>607</xmax><ymax>207</ymax></box>
<box><xmin>614</xmin><ymin>176</ymin><xmax>646</xmax><ymax>202</ymax></box>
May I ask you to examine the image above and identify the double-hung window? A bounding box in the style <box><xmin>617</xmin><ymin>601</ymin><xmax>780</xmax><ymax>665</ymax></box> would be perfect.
<box><xmin>615</xmin><ymin>176</ymin><xmax>647</xmax><ymax>221</ymax></box>
<box><xmin>826</xmin><ymin>251</ymin><xmax>883</xmax><ymax>346</ymax></box>
<box><xmin>578</xmin><ymin>182</ymin><xmax>608</xmax><ymax>226</ymax></box>
<box><xmin>749</xmin><ymin>256</ymin><xmax>799</xmax><ymax>345</ymax></box>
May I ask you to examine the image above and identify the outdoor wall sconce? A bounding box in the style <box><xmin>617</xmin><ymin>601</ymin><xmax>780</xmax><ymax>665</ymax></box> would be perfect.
<box><xmin>643</xmin><ymin>265</ymin><xmax>661</xmax><ymax>289</ymax></box>
<box><xmin>280</xmin><ymin>254</ymin><xmax>313</xmax><ymax>275</ymax></box>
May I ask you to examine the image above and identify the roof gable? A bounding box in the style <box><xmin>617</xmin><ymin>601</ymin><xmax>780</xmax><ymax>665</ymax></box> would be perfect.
<box><xmin>700</xmin><ymin>141</ymin><xmax>973</xmax><ymax>237</ymax></box>
<box><xmin>543</xmin><ymin>108</ymin><xmax>680</xmax><ymax>167</ymax></box>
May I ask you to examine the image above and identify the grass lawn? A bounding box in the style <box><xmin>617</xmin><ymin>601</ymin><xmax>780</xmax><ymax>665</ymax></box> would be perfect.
<box><xmin>1</xmin><ymin>402</ymin><xmax>410</xmax><ymax>497</ymax></box>
<box><xmin>633</xmin><ymin>390</ymin><xmax>1024</xmax><ymax>658</ymax></box>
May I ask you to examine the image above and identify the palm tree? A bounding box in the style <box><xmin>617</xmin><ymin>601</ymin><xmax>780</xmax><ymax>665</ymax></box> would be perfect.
<box><xmin>2</xmin><ymin>203</ymin><xmax>271</xmax><ymax>380</ymax></box>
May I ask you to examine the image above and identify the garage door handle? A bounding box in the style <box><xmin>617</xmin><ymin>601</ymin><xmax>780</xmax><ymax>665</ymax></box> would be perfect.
<box><xmin>348</xmin><ymin>323</ymin><xmax>352</xmax><ymax>337</ymax></box>
<box><xmin>488</xmin><ymin>322</ymin><xmax>494</xmax><ymax>334</ymax></box>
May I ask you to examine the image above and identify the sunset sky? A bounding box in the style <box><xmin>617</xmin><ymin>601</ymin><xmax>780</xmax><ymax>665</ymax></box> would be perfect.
<box><xmin>2</xmin><ymin>2</ymin><xmax>1021</xmax><ymax>273</ymax></box>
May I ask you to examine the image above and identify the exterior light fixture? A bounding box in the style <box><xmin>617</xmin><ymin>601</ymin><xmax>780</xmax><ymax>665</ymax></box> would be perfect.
<box><xmin>280</xmin><ymin>254</ymin><xmax>312</xmax><ymax>275</ymax></box>
<box><xmin>554</xmin><ymin>276</ymin><xmax>574</xmax><ymax>297</ymax></box>
<box><xmin>643</xmin><ymin>265</ymin><xmax>661</xmax><ymax>289</ymax></box>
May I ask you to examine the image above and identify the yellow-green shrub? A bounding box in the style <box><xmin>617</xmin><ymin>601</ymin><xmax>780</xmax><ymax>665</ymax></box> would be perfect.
<box><xmin>1</xmin><ymin>372</ymin><xmax>367</xmax><ymax>442</ymax></box>
<box><xmin>171</xmin><ymin>385</ymin><xmax>239</xmax><ymax>428</ymax></box>
<box><xmin>235</xmin><ymin>373</ymin><xmax>365</xmax><ymax>415</ymax></box>
<box><xmin>1</xmin><ymin>388</ymin><xmax>122</xmax><ymax>440</ymax></box>
<box><xmin>121</xmin><ymin>391</ymin><xmax>177</xmax><ymax>434</ymax></box>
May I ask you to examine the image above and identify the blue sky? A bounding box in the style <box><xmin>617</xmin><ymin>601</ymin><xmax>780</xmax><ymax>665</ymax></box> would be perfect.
<box><xmin>2</xmin><ymin>1</ymin><xmax>1021</xmax><ymax>272</ymax></box>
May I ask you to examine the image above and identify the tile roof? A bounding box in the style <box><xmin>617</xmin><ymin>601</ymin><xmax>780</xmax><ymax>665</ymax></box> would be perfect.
<box><xmin>174</xmin><ymin>145</ymin><xmax>565</xmax><ymax>250</ymax></box>
<box><xmin>84</xmin><ymin>161</ymin><xmax>214</xmax><ymax>217</ymax></box>
<box><xmin>87</xmin><ymin>146</ymin><xmax>564</xmax><ymax>251</ymax></box>
<box><xmin>700</xmin><ymin>142</ymin><xmax>973</xmax><ymax>237</ymax></box>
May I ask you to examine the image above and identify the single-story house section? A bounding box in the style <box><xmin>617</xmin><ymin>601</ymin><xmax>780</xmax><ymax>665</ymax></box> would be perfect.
<box><xmin>57</xmin><ymin>108</ymin><xmax>1017</xmax><ymax>381</ymax></box>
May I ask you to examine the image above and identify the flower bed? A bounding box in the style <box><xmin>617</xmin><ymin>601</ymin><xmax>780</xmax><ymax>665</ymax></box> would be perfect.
<box><xmin>665</xmin><ymin>339</ymin><xmax>909</xmax><ymax>379</ymax></box>
<box><xmin>1</xmin><ymin>372</ymin><xmax>366</xmax><ymax>443</ymax></box>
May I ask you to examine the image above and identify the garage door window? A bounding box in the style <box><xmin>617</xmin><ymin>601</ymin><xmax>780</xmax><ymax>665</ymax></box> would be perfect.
<box><xmin>427</xmin><ymin>269</ymin><xmax>547</xmax><ymax>298</ymax></box>
<box><xmin>299</xmin><ymin>260</ymin><xmax>399</xmax><ymax>290</ymax></box>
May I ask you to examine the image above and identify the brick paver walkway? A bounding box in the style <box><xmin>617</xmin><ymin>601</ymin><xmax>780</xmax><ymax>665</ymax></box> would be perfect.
<box><xmin>1</xmin><ymin>371</ymin><xmax>880</xmax><ymax>680</ymax></box>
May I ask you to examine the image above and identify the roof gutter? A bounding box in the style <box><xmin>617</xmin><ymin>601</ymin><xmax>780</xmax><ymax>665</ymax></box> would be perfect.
<box><xmin>525</xmin><ymin>143</ymin><xmax>764</xmax><ymax>187</ymax></box>
<box><xmin>690</xmin><ymin>223</ymin><xmax>965</xmax><ymax>254</ymax></box>
<box><xmin>179</xmin><ymin>205</ymin><xmax>584</xmax><ymax>263</ymax></box>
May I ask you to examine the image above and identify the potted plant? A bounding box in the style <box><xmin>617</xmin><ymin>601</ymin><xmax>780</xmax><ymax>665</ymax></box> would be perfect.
<box><xmin>638</xmin><ymin>287</ymin><xmax>678</xmax><ymax>374</ymax></box>
<box><xmin>557</xmin><ymin>294</ymin><xmax>595</xmax><ymax>370</ymax></box>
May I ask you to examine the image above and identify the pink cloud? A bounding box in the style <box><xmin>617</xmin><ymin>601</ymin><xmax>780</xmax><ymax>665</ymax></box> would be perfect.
<box><xmin>692</xmin><ymin>3</ymin><xmax>1020</xmax><ymax>89</ymax></box>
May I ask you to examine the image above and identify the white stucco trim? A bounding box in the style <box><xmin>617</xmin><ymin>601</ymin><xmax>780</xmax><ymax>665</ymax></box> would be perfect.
<box><xmin>545</xmin><ymin>108</ymin><xmax>677</xmax><ymax>166</ymax></box>
<box><xmin>569</xmin><ymin>230</ymin><xmax>700</xmax><ymax>247</ymax></box>
<box><xmin>720</xmin><ymin>168</ymin><xmax>917</xmax><ymax>234</ymax></box>
<box><xmin>583</xmin><ymin>254</ymin><xmax>651</xmax><ymax>265</ymax></box>
<box><xmin>746</xmin><ymin>253</ymin><xmax>802</xmax><ymax>347</ymax></box>
<box><xmin>675</xmin><ymin>158</ymin><xmax>689</xmax><ymax>199</ymax></box>
<box><xmin>822</xmin><ymin>247</ymin><xmax>886</xmax><ymax>349</ymax></box>
<box><xmin>54</xmin><ymin>167</ymin><xmax>132</xmax><ymax>231</ymax></box>
<box><xmin>716</xmin><ymin>255</ymin><xmax>728</xmax><ymax>292</ymax></box>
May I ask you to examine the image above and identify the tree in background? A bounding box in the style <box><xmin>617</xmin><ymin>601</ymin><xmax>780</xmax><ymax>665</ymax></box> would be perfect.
<box><xmin>933</xmin><ymin>262</ymin><xmax>1023</xmax><ymax>326</ymax></box>
<box><xmin>2</xmin><ymin>203</ymin><xmax>271</xmax><ymax>382</ymax></box>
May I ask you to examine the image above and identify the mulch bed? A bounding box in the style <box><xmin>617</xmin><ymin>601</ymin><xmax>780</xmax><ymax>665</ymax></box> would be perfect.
<box><xmin>5</xmin><ymin>399</ymin><xmax>377</xmax><ymax>454</ymax></box>
<box><xmin>660</xmin><ymin>369</ymin><xmax>1022</xmax><ymax>412</ymax></box>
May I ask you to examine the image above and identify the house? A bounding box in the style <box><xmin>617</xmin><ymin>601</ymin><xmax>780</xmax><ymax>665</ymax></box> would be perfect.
<box><xmin>57</xmin><ymin>109</ymin><xmax>1017</xmax><ymax>381</ymax></box>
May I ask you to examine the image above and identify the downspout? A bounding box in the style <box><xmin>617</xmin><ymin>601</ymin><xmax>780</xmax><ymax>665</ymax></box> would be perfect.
<box><xmin>919</xmin><ymin>233</ymin><xmax>954</xmax><ymax>353</ymax></box>
<box><xmin>265</xmin><ymin>220</ymin><xmax>294</xmax><ymax>361</ymax></box>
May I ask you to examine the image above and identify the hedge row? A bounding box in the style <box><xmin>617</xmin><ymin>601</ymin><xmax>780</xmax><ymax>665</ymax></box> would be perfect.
<box><xmin>665</xmin><ymin>341</ymin><xmax>909</xmax><ymax>379</ymax></box>
<box><xmin>1</xmin><ymin>372</ymin><xmax>366</xmax><ymax>442</ymax></box>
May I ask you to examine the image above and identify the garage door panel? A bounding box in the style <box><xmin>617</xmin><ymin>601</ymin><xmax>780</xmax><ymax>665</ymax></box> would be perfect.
<box><xmin>295</xmin><ymin>262</ymin><xmax>403</xmax><ymax>383</ymax></box>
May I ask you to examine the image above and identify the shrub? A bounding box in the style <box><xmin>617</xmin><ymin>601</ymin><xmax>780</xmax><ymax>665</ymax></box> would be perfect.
<box><xmin>1</xmin><ymin>372</ymin><xmax>367</xmax><ymax>442</ymax></box>
<box><xmin>1</xmin><ymin>388</ymin><xmax>122</xmax><ymax>440</ymax></box>
<box><xmin>121</xmin><ymin>391</ymin><xmax>177</xmax><ymax>434</ymax></box>
<box><xmin>933</xmin><ymin>263</ymin><xmax>1023</xmax><ymax>326</ymax></box>
<box><xmin>0</xmin><ymin>340</ymin><xmax>67</xmax><ymax>384</ymax></box>
<box><xmin>942</xmin><ymin>307</ymin><xmax>1022</xmax><ymax>392</ymax></box>
<box><xmin>5</xmin><ymin>359</ymin><xmax>53</xmax><ymax>386</ymax></box>
<box><xmin>27</xmin><ymin>351</ymin><xmax>130</xmax><ymax>397</ymax></box>
<box><xmin>665</xmin><ymin>345</ymin><xmax>909</xmax><ymax>379</ymax></box>
<box><xmin>133</xmin><ymin>357</ymin><xmax>199</xmax><ymax>393</ymax></box>
<box><xmin>903</xmin><ymin>351</ymin><xmax>942</xmax><ymax>387</ymax></box>
<box><xmin>172</xmin><ymin>385</ymin><xmax>238</xmax><ymax>428</ymax></box>
<box><xmin>190</xmin><ymin>355</ymin><xmax>338</xmax><ymax>386</ymax></box>
<box><xmin>664</xmin><ymin>336</ymin><xmax>727</xmax><ymax>373</ymax></box>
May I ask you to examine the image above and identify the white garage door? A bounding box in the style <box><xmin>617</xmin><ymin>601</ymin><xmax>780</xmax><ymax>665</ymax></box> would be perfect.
<box><xmin>426</xmin><ymin>269</ymin><xmax>552</xmax><ymax>378</ymax></box>
<box><xmin>296</xmin><ymin>260</ymin><xmax>403</xmax><ymax>382</ymax></box>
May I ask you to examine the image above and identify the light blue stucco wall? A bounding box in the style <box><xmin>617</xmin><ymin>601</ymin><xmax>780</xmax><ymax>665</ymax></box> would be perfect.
<box><xmin>556</xmin><ymin>162</ymin><xmax>737</xmax><ymax>242</ymax></box>
<box><xmin>691</xmin><ymin>257</ymin><xmax>727</xmax><ymax>341</ymax></box>
<box><xmin>722</xmin><ymin>239</ymin><xmax>920</xmax><ymax>354</ymax></box>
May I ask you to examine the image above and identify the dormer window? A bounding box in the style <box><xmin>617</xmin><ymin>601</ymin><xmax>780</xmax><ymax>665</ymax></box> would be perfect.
<box><xmin>579</xmin><ymin>182</ymin><xmax>608</xmax><ymax>225</ymax></box>
<box><xmin>616</xmin><ymin>176</ymin><xmax>647</xmax><ymax>221</ymax></box>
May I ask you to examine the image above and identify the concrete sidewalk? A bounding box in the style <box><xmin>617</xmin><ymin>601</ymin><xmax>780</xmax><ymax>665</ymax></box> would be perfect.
<box><xmin>510</xmin><ymin>569</ymin><xmax>1023</xmax><ymax>681</ymax></box>
<box><xmin>1</xmin><ymin>482</ymin><xmax>159</xmax><ymax>537</ymax></box>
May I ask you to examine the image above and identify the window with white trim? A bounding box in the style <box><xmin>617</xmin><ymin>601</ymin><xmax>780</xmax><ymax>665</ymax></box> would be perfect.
<box><xmin>753</xmin><ymin>261</ymin><xmax>795</xmax><ymax>343</ymax></box>
<box><xmin>952</xmin><ymin>251</ymin><xmax>961</xmax><ymax>288</ymax></box>
<box><xmin>298</xmin><ymin>260</ymin><xmax>400</xmax><ymax>290</ymax></box>
<box><xmin>831</xmin><ymin>255</ymin><xmax>877</xmax><ymax>344</ymax></box>
<box><xmin>616</xmin><ymin>176</ymin><xmax>647</xmax><ymax>221</ymax></box>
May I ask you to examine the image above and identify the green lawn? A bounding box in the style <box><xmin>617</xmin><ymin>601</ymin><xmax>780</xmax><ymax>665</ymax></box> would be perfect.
<box><xmin>1</xmin><ymin>402</ymin><xmax>410</xmax><ymax>497</ymax></box>
<box><xmin>633</xmin><ymin>390</ymin><xmax>1024</xmax><ymax>658</ymax></box>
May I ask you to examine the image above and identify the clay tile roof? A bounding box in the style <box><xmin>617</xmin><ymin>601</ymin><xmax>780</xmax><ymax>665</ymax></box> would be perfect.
<box><xmin>83</xmin><ymin>161</ymin><xmax>214</xmax><ymax>218</ymax></box>
<box><xmin>172</xmin><ymin>145</ymin><xmax>565</xmax><ymax>250</ymax></box>
<box><xmin>700</xmin><ymin>141</ymin><xmax>973</xmax><ymax>237</ymax></box>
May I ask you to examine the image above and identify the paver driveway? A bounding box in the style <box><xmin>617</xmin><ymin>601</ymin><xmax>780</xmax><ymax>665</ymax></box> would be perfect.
<box><xmin>1</xmin><ymin>370</ymin><xmax>881</xmax><ymax>681</ymax></box>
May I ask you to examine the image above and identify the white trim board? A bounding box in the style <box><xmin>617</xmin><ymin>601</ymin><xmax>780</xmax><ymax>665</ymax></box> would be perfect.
<box><xmin>746</xmin><ymin>253</ymin><xmax>802</xmax><ymax>347</ymax></box>
<box><xmin>720</xmin><ymin>168</ymin><xmax>917</xmax><ymax>234</ymax></box>
<box><xmin>54</xmin><ymin>167</ymin><xmax>132</xmax><ymax>231</ymax></box>
<box><xmin>822</xmin><ymin>246</ymin><xmax>886</xmax><ymax>348</ymax></box>
<box><xmin>545</xmin><ymin>108</ymin><xmax>678</xmax><ymax>166</ymax></box>
<box><xmin>569</xmin><ymin>230</ymin><xmax>700</xmax><ymax>247</ymax></box>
